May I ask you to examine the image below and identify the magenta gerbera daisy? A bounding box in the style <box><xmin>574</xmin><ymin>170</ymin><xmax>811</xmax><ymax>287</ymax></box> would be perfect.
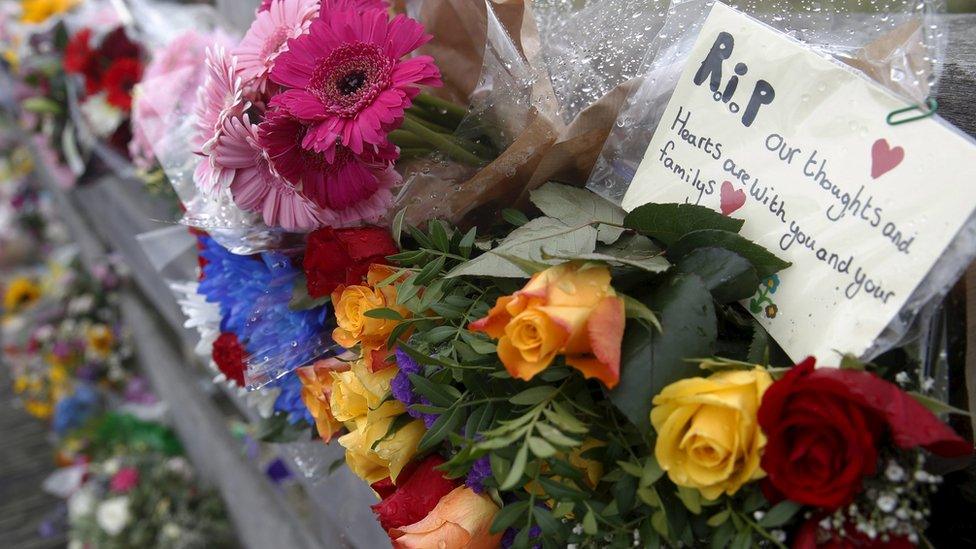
<box><xmin>233</xmin><ymin>0</ymin><xmax>319</xmax><ymax>94</ymax></box>
<box><xmin>214</xmin><ymin>115</ymin><xmax>327</xmax><ymax>231</ymax></box>
<box><xmin>194</xmin><ymin>46</ymin><xmax>248</xmax><ymax>195</ymax></box>
<box><xmin>258</xmin><ymin>109</ymin><xmax>400</xmax><ymax>212</ymax></box>
<box><xmin>269</xmin><ymin>10</ymin><xmax>441</xmax><ymax>155</ymax></box>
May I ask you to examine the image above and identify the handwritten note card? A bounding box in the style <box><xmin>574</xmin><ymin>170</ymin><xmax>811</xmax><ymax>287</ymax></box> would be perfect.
<box><xmin>622</xmin><ymin>3</ymin><xmax>976</xmax><ymax>362</ymax></box>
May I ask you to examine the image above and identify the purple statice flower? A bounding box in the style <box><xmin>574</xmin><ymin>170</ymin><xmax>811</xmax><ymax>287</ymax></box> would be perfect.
<box><xmin>393</xmin><ymin>347</ymin><xmax>439</xmax><ymax>427</ymax></box>
<box><xmin>465</xmin><ymin>455</ymin><xmax>492</xmax><ymax>494</ymax></box>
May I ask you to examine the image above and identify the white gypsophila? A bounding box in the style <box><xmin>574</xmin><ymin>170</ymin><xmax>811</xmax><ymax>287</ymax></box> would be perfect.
<box><xmin>102</xmin><ymin>458</ymin><xmax>121</xmax><ymax>476</ymax></box>
<box><xmin>165</xmin><ymin>456</ymin><xmax>192</xmax><ymax>478</ymax></box>
<box><xmin>171</xmin><ymin>281</ymin><xmax>222</xmax><ymax>358</ymax></box>
<box><xmin>67</xmin><ymin>487</ymin><xmax>96</xmax><ymax>520</ymax></box>
<box><xmin>96</xmin><ymin>497</ymin><xmax>132</xmax><ymax>536</ymax></box>
<box><xmin>67</xmin><ymin>294</ymin><xmax>95</xmax><ymax>315</ymax></box>
<box><xmin>79</xmin><ymin>93</ymin><xmax>124</xmax><ymax>138</ymax></box>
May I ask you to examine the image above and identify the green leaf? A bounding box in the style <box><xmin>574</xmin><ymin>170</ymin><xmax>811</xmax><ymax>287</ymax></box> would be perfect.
<box><xmin>676</xmin><ymin>486</ymin><xmax>702</xmax><ymax>515</ymax></box>
<box><xmin>624</xmin><ymin>203</ymin><xmax>744</xmax><ymax>246</ymax></box>
<box><xmin>425</xmin><ymin>325</ymin><xmax>458</xmax><ymax>344</ymax></box>
<box><xmin>707</xmin><ymin>509</ymin><xmax>731</xmax><ymax>527</ymax></box>
<box><xmin>428</xmin><ymin>220</ymin><xmax>451</xmax><ymax>252</ymax></box>
<box><xmin>839</xmin><ymin>353</ymin><xmax>865</xmax><ymax>370</ymax></box>
<box><xmin>396</xmin><ymin>275</ymin><xmax>421</xmax><ymax>304</ymax></box>
<box><xmin>493</xmin><ymin>253</ymin><xmax>551</xmax><ymax>275</ymax></box>
<box><xmin>371</xmin><ymin>413</ymin><xmax>417</xmax><ymax>450</ymax></box>
<box><xmin>459</xmin><ymin>331</ymin><xmax>497</xmax><ymax>355</ymax></box>
<box><xmin>622</xmin><ymin>294</ymin><xmax>662</xmax><ymax>333</ymax></box>
<box><xmin>675</xmin><ymin>247</ymin><xmax>759</xmax><ymax>303</ymax></box>
<box><xmin>651</xmin><ymin>510</ymin><xmax>669</xmax><ymax>538</ymax></box>
<box><xmin>391</xmin><ymin>208</ymin><xmax>407</xmax><ymax>247</ymax></box>
<box><xmin>510</xmin><ymin>386</ymin><xmax>557</xmax><ymax>406</ymax></box>
<box><xmin>910</xmin><ymin>392</ymin><xmax>972</xmax><ymax>416</ymax></box>
<box><xmin>536</xmin><ymin>476</ymin><xmax>587</xmax><ymax>500</ymax></box>
<box><xmin>640</xmin><ymin>457</ymin><xmax>664</xmax><ymax>487</ymax></box>
<box><xmin>535</xmin><ymin>423</ymin><xmax>581</xmax><ymax>447</ymax></box>
<box><xmin>617</xmin><ymin>460</ymin><xmax>643</xmax><ymax>478</ymax></box>
<box><xmin>491</xmin><ymin>501</ymin><xmax>529</xmax><ymax>534</ymax></box>
<box><xmin>711</xmin><ymin>521</ymin><xmax>735</xmax><ymax>549</ymax></box>
<box><xmin>502</xmin><ymin>208</ymin><xmax>530</xmax><ymax>227</ymax></box>
<box><xmin>582</xmin><ymin>509</ymin><xmax>598</xmax><ymax>535</ymax></box>
<box><xmin>532</xmin><ymin>506</ymin><xmax>562</xmax><ymax>535</ymax></box>
<box><xmin>610</xmin><ymin>274</ymin><xmax>716</xmax><ymax>434</ymax></box>
<box><xmin>414</xmin><ymin>255</ymin><xmax>446</xmax><ymax>285</ymax></box>
<box><xmin>363</xmin><ymin>307</ymin><xmax>404</xmax><ymax>320</ymax></box>
<box><xmin>528</xmin><ymin>436</ymin><xmax>558</xmax><ymax>458</ymax></box>
<box><xmin>446</xmin><ymin>217</ymin><xmax>597</xmax><ymax>278</ymax></box>
<box><xmin>459</xmin><ymin>227</ymin><xmax>477</xmax><ymax>256</ymax></box>
<box><xmin>759</xmin><ymin>500</ymin><xmax>803</xmax><ymax>528</ymax></box>
<box><xmin>500</xmin><ymin>445</ymin><xmax>528</xmax><ymax>490</ymax></box>
<box><xmin>22</xmin><ymin>96</ymin><xmax>63</xmax><ymax>115</ymax></box>
<box><xmin>668</xmin><ymin>230</ymin><xmax>791</xmax><ymax>279</ymax></box>
<box><xmin>746</xmin><ymin>321</ymin><xmax>769</xmax><ymax>365</ymax></box>
<box><xmin>288</xmin><ymin>275</ymin><xmax>330</xmax><ymax>311</ymax></box>
<box><xmin>544</xmin><ymin>249</ymin><xmax>670</xmax><ymax>273</ymax></box>
<box><xmin>408</xmin><ymin>373</ymin><xmax>459</xmax><ymax>408</ymax></box>
<box><xmin>530</xmin><ymin>182</ymin><xmax>626</xmax><ymax>244</ymax></box>
<box><xmin>541</xmin><ymin>407</ymin><xmax>589</xmax><ymax>434</ymax></box>
<box><xmin>418</xmin><ymin>406</ymin><xmax>463</xmax><ymax>452</ymax></box>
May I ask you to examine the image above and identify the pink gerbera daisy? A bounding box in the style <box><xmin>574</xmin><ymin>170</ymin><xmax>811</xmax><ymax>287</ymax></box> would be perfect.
<box><xmin>215</xmin><ymin>114</ymin><xmax>327</xmax><ymax>231</ymax></box>
<box><xmin>269</xmin><ymin>10</ymin><xmax>441</xmax><ymax>155</ymax></box>
<box><xmin>233</xmin><ymin>0</ymin><xmax>319</xmax><ymax>94</ymax></box>
<box><xmin>258</xmin><ymin>109</ymin><xmax>400</xmax><ymax>211</ymax></box>
<box><xmin>194</xmin><ymin>46</ymin><xmax>248</xmax><ymax>195</ymax></box>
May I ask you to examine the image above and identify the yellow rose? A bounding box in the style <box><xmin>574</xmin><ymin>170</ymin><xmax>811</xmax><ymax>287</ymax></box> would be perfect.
<box><xmin>651</xmin><ymin>367</ymin><xmax>772</xmax><ymax>500</ymax></box>
<box><xmin>339</xmin><ymin>401</ymin><xmax>425</xmax><ymax>484</ymax></box>
<box><xmin>469</xmin><ymin>262</ymin><xmax>625</xmax><ymax>388</ymax></box>
<box><xmin>391</xmin><ymin>487</ymin><xmax>502</xmax><ymax>549</ymax></box>
<box><xmin>297</xmin><ymin>358</ymin><xmax>348</xmax><ymax>443</ymax></box>
<box><xmin>332</xmin><ymin>264</ymin><xmax>410</xmax><ymax>370</ymax></box>
<box><xmin>330</xmin><ymin>359</ymin><xmax>399</xmax><ymax>423</ymax></box>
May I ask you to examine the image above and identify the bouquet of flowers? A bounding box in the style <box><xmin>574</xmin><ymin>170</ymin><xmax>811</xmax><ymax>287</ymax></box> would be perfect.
<box><xmin>272</xmin><ymin>184</ymin><xmax>970</xmax><ymax>548</ymax></box>
<box><xmin>63</xmin><ymin>450</ymin><xmax>234</xmax><ymax>548</ymax></box>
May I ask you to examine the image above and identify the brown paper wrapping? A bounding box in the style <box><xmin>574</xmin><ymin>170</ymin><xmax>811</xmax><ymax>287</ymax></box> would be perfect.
<box><xmin>842</xmin><ymin>19</ymin><xmax>934</xmax><ymax>103</ymax></box>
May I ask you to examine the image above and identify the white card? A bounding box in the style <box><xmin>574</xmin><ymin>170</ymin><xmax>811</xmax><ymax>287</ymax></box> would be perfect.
<box><xmin>622</xmin><ymin>2</ymin><xmax>976</xmax><ymax>362</ymax></box>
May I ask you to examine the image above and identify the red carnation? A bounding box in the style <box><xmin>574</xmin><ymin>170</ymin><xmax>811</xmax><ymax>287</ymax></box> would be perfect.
<box><xmin>102</xmin><ymin>58</ymin><xmax>142</xmax><ymax>111</ymax></box>
<box><xmin>758</xmin><ymin>358</ymin><xmax>971</xmax><ymax>510</ymax></box>
<box><xmin>302</xmin><ymin>226</ymin><xmax>398</xmax><ymax>298</ymax></box>
<box><xmin>793</xmin><ymin>515</ymin><xmax>914</xmax><ymax>549</ymax></box>
<box><xmin>370</xmin><ymin>455</ymin><xmax>458</xmax><ymax>534</ymax></box>
<box><xmin>212</xmin><ymin>332</ymin><xmax>247</xmax><ymax>387</ymax></box>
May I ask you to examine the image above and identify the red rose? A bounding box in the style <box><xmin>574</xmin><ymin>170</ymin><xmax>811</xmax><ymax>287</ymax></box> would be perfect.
<box><xmin>96</xmin><ymin>28</ymin><xmax>142</xmax><ymax>61</ymax></box>
<box><xmin>102</xmin><ymin>58</ymin><xmax>143</xmax><ymax>111</ymax></box>
<box><xmin>759</xmin><ymin>358</ymin><xmax>971</xmax><ymax>510</ymax></box>
<box><xmin>792</xmin><ymin>515</ymin><xmax>914</xmax><ymax>549</ymax></box>
<box><xmin>302</xmin><ymin>226</ymin><xmax>398</xmax><ymax>298</ymax></box>
<box><xmin>370</xmin><ymin>455</ymin><xmax>458</xmax><ymax>534</ymax></box>
<box><xmin>212</xmin><ymin>332</ymin><xmax>247</xmax><ymax>387</ymax></box>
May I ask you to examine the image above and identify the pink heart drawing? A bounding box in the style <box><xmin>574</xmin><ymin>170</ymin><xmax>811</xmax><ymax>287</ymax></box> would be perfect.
<box><xmin>720</xmin><ymin>181</ymin><xmax>746</xmax><ymax>216</ymax></box>
<box><xmin>871</xmin><ymin>138</ymin><xmax>904</xmax><ymax>179</ymax></box>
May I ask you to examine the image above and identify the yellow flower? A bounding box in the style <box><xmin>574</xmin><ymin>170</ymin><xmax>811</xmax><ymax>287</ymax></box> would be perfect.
<box><xmin>331</xmin><ymin>264</ymin><xmax>409</xmax><ymax>370</ymax></box>
<box><xmin>651</xmin><ymin>367</ymin><xmax>772</xmax><ymax>500</ymax></box>
<box><xmin>4</xmin><ymin>276</ymin><xmax>41</xmax><ymax>313</ymax></box>
<box><xmin>25</xmin><ymin>399</ymin><xmax>53</xmax><ymax>419</ymax></box>
<box><xmin>469</xmin><ymin>262</ymin><xmax>625</xmax><ymax>388</ymax></box>
<box><xmin>391</xmin><ymin>486</ymin><xmax>502</xmax><ymax>549</ymax></box>
<box><xmin>20</xmin><ymin>0</ymin><xmax>80</xmax><ymax>24</ymax></box>
<box><xmin>339</xmin><ymin>401</ymin><xmax>425</xmax><ymax>484</ymax></box>
<box><xmin>297</xmin><ymin>358</ymin><xmax>347</xmax><ymax>442</ymax></box>
<box><xmin>86</xmin><ymin>324</ymin><xmax>114</xmax><ymax>358</ymax></box>
<box><xmin>329</xmin><ymin>359</ymin><xmax>425</xmax><ymax>484</ymax></box>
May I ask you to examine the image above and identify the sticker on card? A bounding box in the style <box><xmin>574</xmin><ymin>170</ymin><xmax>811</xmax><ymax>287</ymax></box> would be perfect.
<box><xmin>621</xmin><ymin>2</ymin><xmax>976</xmax><ymax>362</ymax></box>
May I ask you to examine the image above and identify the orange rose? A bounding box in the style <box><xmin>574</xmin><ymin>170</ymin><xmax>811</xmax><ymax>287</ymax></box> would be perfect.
<box><xmin>390</xmin><ymin>487</ymin><xmax>502</xmax><ymax>549</ymax></box>
<box><xmin>331</xmin><ymin>264</ymin><xmax>410</xmax><ymax>370</ymax></box>
<box><xmin>469</xmin><ymin>262</ymin><xmax>625</xmax><ymax>388</ymax></box>
<box><xmin>296</xmin><ymin>357</ymin><xmax>349</xmax><ymax>443</ymax></box>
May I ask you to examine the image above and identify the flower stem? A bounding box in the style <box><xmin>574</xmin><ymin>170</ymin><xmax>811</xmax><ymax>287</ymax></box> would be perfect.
<box><xmin>400</xmin><ymin>117</ymin><xmax>483</xmax><ymax>166</ymax></box>
<box><xmin>413</xmin><ymin>93</ymin><xmax>468</xmax><ymax>128</ymax></box>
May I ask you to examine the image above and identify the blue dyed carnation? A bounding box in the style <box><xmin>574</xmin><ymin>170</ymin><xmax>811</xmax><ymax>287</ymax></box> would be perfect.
<box><xmin>273</xmin><ymin>371</ymin><xmax>314</xmax><ymax>425</ymax></box>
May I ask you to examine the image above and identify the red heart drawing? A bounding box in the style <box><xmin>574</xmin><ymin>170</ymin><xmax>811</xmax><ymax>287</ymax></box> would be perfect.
<box><xmin>871</xmin><ymin>138</ymin><xmax>904</xmax><ymax>179</ymax></box>
<box><xmin>720</xmin><ymin>181</ymin><xmax>746</xmax><ymax>216</ymax></box>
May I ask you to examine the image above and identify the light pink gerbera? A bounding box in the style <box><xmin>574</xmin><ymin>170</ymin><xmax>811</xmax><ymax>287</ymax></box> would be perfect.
<box><xmin>233</xmin><ymin>0</ymin><xmax>319</xmax><ymax>94</ymax></box>
<box><xmin>269</xmin><ymin>10</ymin><xmax>441</xmax><ymax>155</ymax></box>
<box><xmin>214</xmin><ymin>114</ymin><xmax>327</xmax><ymax>231</ymax></box>
<box><xmin>258</xmin><ymin>109</ymin><xmax>400</xmax><ymax>212</ymax></box>
<box><xmin>194</xmin><ymin>46</ymin><xmax>248</xmax><ymax>196</ymax></box>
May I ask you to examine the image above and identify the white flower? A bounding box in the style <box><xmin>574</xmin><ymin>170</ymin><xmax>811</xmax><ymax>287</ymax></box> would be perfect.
<box><xmin>102</xmin><ymin>457</ymin><xmax>121</xmax><ymax>476</ymax></box>
<box><xmin>885</xmin><ymin>462</ymin><xmax>905</xmax><ymax>482</ymax></box>
<box><xmin>165</xmin><ymin>457</ymin><xmax>192</xmax><ymax>478</ymax></box>
<box><xmin>67</xmin><ymin>487</ymin><xmax>95</xmax><ymax>520</ymax></box>
<box><xmin>79</xmin><ymin>93</ymin><xmax>124</xmax><ymax>138</ymax></box>
<box><xmin>172</xmin><ymin>281</ymin><xmax>222</xmax><ymax>358</ymax></box>
<box><xmin>162</xmin><ymin>523</ymin><xmax>182</xmax><ymax>539</ymax></box>
<box><xmin>96</xmin><ymin>496</ymin><xmax>131</xmax><ymax>536</ymax></box>
<box><xmin>894</xmin><ymin>372</ymin><xmax>911</xmax><ymax>386</ymax></box>
<box><xmin>877</xmin><ymin>492</ymin><xmax>898</xmax><ymax>513</ymax></box>
<box><xmin>68</xmin><ymin>540</ymin><xmax>84</xmax><ymax>549</ymax></box>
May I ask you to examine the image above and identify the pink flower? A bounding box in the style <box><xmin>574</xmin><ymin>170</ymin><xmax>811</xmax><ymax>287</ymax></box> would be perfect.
<box><xmin>269</xmin><ymin>10</ymin><xmax>441</xmax><ymax>155</ymax></box>
<box><xmin>194</xmin><ymin>46</ymin><xmax>248</xmax><ymax>195</ymax></box>
<box><xmin>258</xmin><ymin>109</ymin><xmax>400</xmax><ymax>211</ymax></box>
<box><xmin>233</xmin><ymin>0</ymin><xmax>319</xmax><ymax>94</ymax></box>
<box><xmin>215</xmin><ymin>114</ymin><xmax>327</xmax><ymax>231</ymax></box>
<box><xmin>109</xmin><ymin>468</ymin><xmax>139</xmax><ymax>493</ymax></box>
